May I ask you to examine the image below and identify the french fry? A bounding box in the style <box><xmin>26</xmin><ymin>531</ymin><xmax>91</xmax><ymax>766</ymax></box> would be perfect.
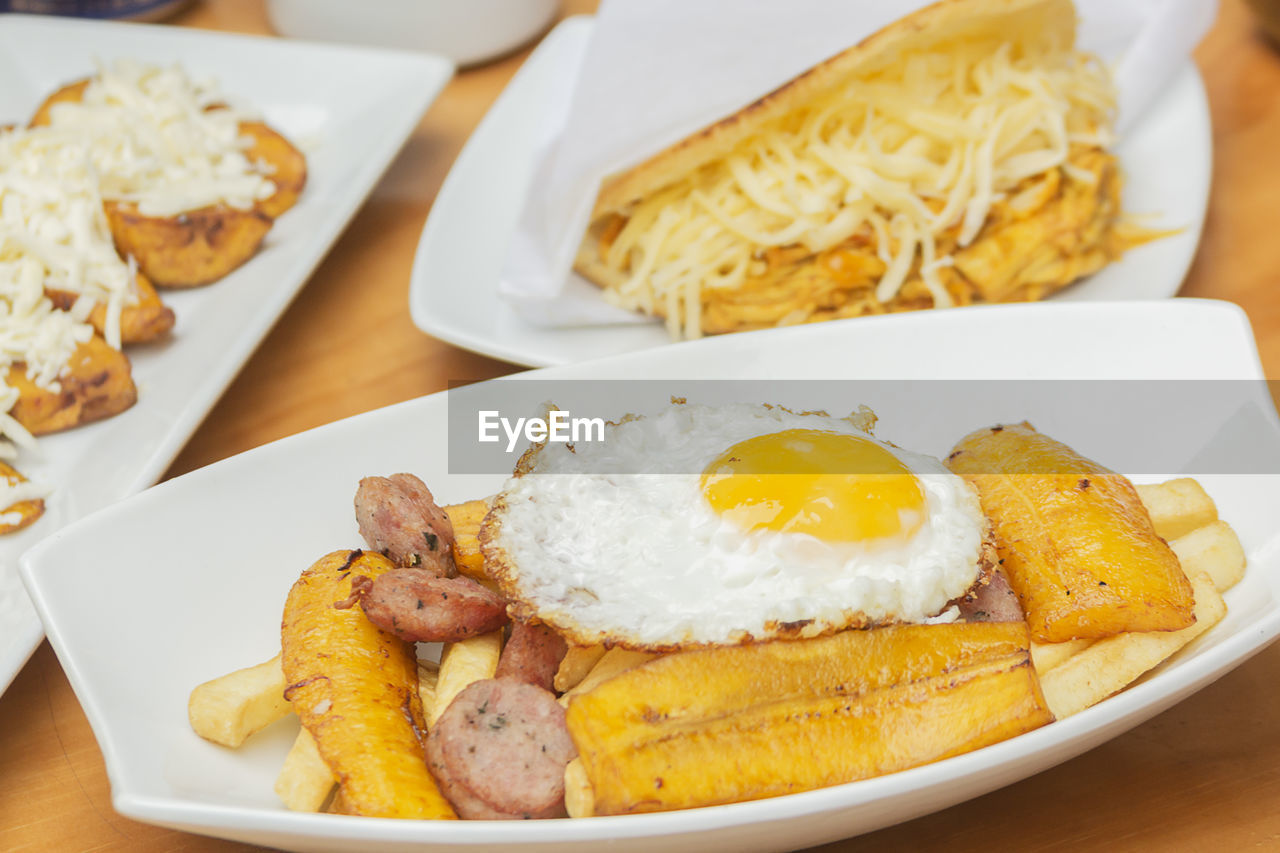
<box><xmin>1169</xmin><ymin>520</ymin><xmax>1246</xmax><ymax>593</ymax></box>
<box><xmin>564</xmin><ymin>758</ymin><xmax>594</xmax><ymax>818</ymax></box>
<box><xmin>428</xmin><ymin>629</ymin><xmax>503</xmax><ymax>727</ymax></box>
<box><xmin>553</xmin><ymin>644</ymin><xmax>607</xmax><ymax>693</ymax></box>
<box><xmin>275</xmin><ymin>728</ymin><xmax>335</xmax><ymax>812</ymax></box>
<box><xmin>188</xmin><ymin>654</ymin><xmax>291</xmax><ymax>747</ymax></box>
<box><xmin>558</xmin><ymin>648</ymin><xmax>658</xmax><ymax>708</ymax></box>
<box><xmin>1136</xmin><ymin>478</ymin><xmax>1218</xmax><ymax>541</ymax></box>
<box><xmin>1039</xmin><ymin>570</ymin><xmax>1226</xmax><ymax>719</ymax></box>
<box><xmin>1029</xmin><ymin>638</ymin><xmax>1093</xmax><ymax>673</ymax></box>
<box><xmin>443</xmin><ymin>499</ymin><xmax>490</xmax><ymax>582</ymax></box>
<box><xmin>417</xmin><ymin>660</ymin><xmax>440</xmax><ymax>719</ymax></box>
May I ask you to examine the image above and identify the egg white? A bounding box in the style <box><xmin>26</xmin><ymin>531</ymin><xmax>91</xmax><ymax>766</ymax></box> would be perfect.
<box><xmin>484</xmin><ymin>403</ymin><xmax>986</xmax><ymax>648</ymax></box>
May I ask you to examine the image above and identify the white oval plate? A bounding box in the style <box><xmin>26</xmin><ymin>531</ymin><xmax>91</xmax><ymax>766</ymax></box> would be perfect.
<box><xmin>0</xmin><ymin>16</ymin><xmax>454</xmax><ymax>697</ymax></box>
<box><xmin>21</xmin><ymin>300</ymin><xmax>1280</xmax><ymax>852</ymax></box>
<box><xmin>410</xmin><ymin>16</ymin><xmax>1212</xmax><ymax>368</ymax></box>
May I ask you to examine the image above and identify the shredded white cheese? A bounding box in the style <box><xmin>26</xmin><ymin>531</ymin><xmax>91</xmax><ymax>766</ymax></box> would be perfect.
<box><xmin>0</xmin><ymin>128</ymin><xmax>135</xmax><ymax>349</ymax></box>
<box><xmin>0</xmin><ymin>132</ymin><xmax>107</xmax><ymax>452</ymax></box>
<box><xmin>43</xmin><ymin>60</ymin><xmax>277</xmax><ymax>217</ymax></box>
<box><xmin>602</xmin><ymin>34</ymin><xmax>1116</xmax><ymax>339</ymax></box>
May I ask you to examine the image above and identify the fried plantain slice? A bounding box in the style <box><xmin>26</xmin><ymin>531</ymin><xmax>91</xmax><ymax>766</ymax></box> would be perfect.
<box><xmin>0</xmin><ymin>461</ymin><xmax>45</xmax><ymax>535</ymax></box>
<box><xmin>7</xmin><ymin>335</ymin><xmax>137</xmax><ymax>436</ymax></box>
<box><xmin>281</xmin><ymin>549</ymin><xmax>457</xmax><ymax>820</ymax></box>
<box><xmin>30</xmin><ymin>76</ymin><xmax>304</xmax><ymax>288</ymax></box>
<box><xmin>46</xmin><ymin>269</ymin><xmax>175</xmax><ymax>344</ymax></box>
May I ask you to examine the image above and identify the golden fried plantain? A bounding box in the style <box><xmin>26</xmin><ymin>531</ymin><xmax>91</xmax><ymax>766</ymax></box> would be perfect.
<box><xmin>241</xmin><ymin>120</ymin><xmax>306</xmax><ymax>218</ymax></box>
<box><xmin>32</xmin><ymin>79</ymin><xmax>304</xmax><ymax>219</ymax></box>
<box><xmin>281</xmin><ymin>549</ymin><xmax>456</xmax><ymax>820</ymax></box>
<box><xmin>443</xmin><ymin>498</ymin><xmax>491</xmax><ymax>582</ymax></box>
<box><xmin>104</xmin><ymin>199</ymin><xmax>272</xmax><ymax>288</ymax></box>
<box><xmin>567</xmin><ymin>621</ymin><xmax>1052</xmax><ymax>815</ymax></box>
<box><xmin>46</xmin><ymin>269</ymin><xmax>175</xmax><ymax>345</ymax></box>
<box><xmin>947</xmin><ymin>423</ymin><xmax>1196</xmax><ymax>643</ymax></box>
<box><xmin>27</xmin><ymin>79</ymin><xmax>88</xmax><ymax>128</ymax></box>
<box><xmin>0</xmin><ymin>461</ymin><xmax>45</xmax><ymax>534</ymax></box>
<box><xmin>8</xmin><ymin>335</ymin><xmax>136</xmax><ymax>435</ymax></box>
<box><xmin>30</xmin><ymin>77</ymin><xmax>304</xmax><ymax>288</ymax></box>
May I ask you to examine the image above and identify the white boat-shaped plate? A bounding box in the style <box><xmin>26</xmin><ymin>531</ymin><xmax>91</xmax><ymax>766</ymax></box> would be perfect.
<box><xmin>0</xmin><ymin>14</ymin><xmax>454</xmax><ymax>694</ymax></box>
<box><xmin>22</xmin><ymin>300</ymin><xmax>1280</xmax><ymax>852</ymax></box>
<box><xmin>410</xmin><ymin>16</ymin><xmax>1212</xmax><ymax>368</ymax></box>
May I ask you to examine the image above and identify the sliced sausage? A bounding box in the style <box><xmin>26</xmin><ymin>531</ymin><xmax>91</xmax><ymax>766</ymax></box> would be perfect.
<box><xmin>956</xmin><ymin>565</ymin><xmax>1024</xmax><ymax>623</ymax></box>
<box><xmin>354</xmin><ymin>473</ymin><xmax>457</xmax><ymax>576</ymax></box>
<box><xmin>360</xmin><ymin>569</ymin><xmax>508</xmax><ymax>643</ymax></box>
<box><xmin>495</xmin><ymin>621</ymin><xmax>568</xmax><ymax>693</ymax></box>
<box><xmin>426</xmin><ymin>678</ymin><xmax>577</xmax><ymax>820</ymax></box>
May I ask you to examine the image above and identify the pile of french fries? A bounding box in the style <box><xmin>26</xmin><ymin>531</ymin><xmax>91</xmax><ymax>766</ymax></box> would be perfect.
<box><xmin>188</xmin><ymin>478</ymin><xmax>1245</xmax><ymax>817</ymax></box>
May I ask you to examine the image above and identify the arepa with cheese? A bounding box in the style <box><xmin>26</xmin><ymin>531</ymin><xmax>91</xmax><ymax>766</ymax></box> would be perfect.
<box><xmin>575</xmin><ymin>0</ymin><xmax>1142</xmax><ymax>338</ymax></box>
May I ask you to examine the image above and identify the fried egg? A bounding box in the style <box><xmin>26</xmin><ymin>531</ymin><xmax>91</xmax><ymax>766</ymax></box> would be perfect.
<box><xmin>482</xmin><ymin>403</ymin><xmax>987</xmax><ymax>650</ymax></box>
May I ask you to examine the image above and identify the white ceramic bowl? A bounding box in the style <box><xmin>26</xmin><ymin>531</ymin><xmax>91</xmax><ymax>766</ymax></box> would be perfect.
<box><xmin>266</xmin><ymin>0</ymin><xmax>559</xmax><ymax>66</ymax></box>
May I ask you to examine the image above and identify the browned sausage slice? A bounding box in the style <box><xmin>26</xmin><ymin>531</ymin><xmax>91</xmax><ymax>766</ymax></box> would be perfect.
<box><xmin>495</xmin><ymin>621</ymin><xmax>568</xmax><ymax>692</ymax></box>
<box><xmin>355</xmin><ymin>474</ymin><xmax>458</xmax><ymax>576</ymax></box>
<box><xmin>360</xmin><ymin>570</ymin><xmax>508</xmax><ymax>643</ymax></box>
<box><xmin>426</xmin><ymin>678</ymin><xmax>577</xmax><ymax>820</ymax></box>
<box><xmin>956</xmin><ymin>565</ymin><xmax>1024</xmax><ymax>623</ymax></box>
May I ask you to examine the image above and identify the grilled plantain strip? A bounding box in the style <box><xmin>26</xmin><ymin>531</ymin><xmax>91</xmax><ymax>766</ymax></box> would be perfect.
<box><xmin>566</xmin><ymin>621</ymin><xmax>1052</xmax><ymax>815</ymax></box>
<box><xmin>947</xmin><ymin>423</ymin><xmax>1196</xmax><ymax>643</ymax></box>
<box><xmin>281</xmin><ymin>549</ymin><xmax>456</xmax><ymax>820</ymax></box>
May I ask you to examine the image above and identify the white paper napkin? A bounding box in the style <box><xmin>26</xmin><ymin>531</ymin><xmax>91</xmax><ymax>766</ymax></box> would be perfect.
<box><xmin>501</xmin><ymin>0</ymin><xmax>1217</xmax><ymax>327</ymax></box>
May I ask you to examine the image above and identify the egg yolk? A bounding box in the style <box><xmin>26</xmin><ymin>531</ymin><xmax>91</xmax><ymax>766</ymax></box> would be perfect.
<box><xmin>700</xmin><ymin>429</ymin><xmax>926</xmax><ymax>544</ymax></box>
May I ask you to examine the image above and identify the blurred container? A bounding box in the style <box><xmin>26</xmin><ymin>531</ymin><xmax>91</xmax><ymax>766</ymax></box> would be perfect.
<box><xmin>1246</xmin><ymin>0</ymin><xmax>1280</xmax><ymax>46</ymax></box>
<box><xmin>266</xmin><ymin>0</ymin><xmax>558</xmax><ymax>67</ymax></box>
<box><xmin>0</xmin><ymin>0</ymin><xmax>192</xmax><ymax>18</ymax></box>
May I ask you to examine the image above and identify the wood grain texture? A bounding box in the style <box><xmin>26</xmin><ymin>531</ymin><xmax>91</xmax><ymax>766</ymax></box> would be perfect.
<box><xmin>3</xmin><ymin>0</ymin><xmax>1280</xmax><ymax>850</ymax></box>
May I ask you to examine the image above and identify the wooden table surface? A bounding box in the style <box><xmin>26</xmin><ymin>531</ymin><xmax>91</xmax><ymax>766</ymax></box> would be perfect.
<box><xmin>3</xmin><ymin>0</ymin><xmax>1280</xmax><ymax>850</ymax></box>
